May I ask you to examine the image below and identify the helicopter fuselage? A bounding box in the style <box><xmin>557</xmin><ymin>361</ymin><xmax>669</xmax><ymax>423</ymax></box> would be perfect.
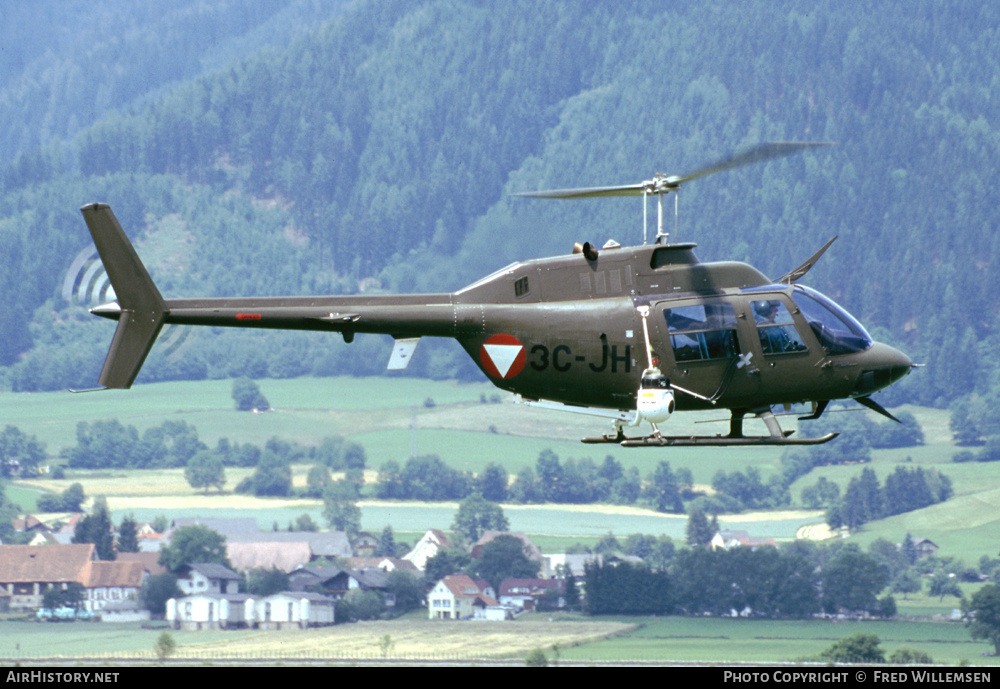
<box><xmin>81</xmin><ymin>203</ymin><xmax>911</xmax><ymax>440</ymax></box>
<box><xmin>446</xmin><ymin>241</ymin><xmax>910</xmax><ymax>413</ymax></box>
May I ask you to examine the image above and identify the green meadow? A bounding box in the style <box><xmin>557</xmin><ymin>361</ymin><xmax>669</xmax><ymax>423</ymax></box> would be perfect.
<box><xmin>4</xmin><ymin>376</ymin><xmax>1000</xmax><ymax>661</ymax></box>
<box><xmin>3</xmin><ymin>377</ymin><xmax>995</xmax><ymax>559</ymax></box>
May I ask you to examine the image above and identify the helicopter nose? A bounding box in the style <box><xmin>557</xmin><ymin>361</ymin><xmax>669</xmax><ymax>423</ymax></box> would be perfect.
<box><xmin>852</xmin><ymin>342</ymin><xmax>914</xmax><ymax>396</ymax></box>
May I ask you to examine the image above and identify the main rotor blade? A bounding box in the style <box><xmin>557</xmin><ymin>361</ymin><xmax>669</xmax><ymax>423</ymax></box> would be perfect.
<box><xmin>512</xmin><ymin>183</ymin><xmax>647</xmax><ymax>199</ymax></box>
<box><xmin>513</xmin><ymin>141</ymin><xmax>834</xmax><ymax>199</ymax></box>
<box><xmin>672</xmin><ymin>141</ymin><xmax>834</xmax><ymax>186</ymax></box>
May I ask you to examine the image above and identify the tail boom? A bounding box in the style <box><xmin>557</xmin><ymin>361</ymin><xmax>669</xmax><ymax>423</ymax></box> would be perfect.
<box><xmin>81</xmin><ymin>204</ymin><xmax>466</xmax><ymax>388</ymax></box>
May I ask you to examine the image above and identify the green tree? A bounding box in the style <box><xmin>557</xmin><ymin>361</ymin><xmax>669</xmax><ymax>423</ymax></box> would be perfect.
<box><xmin>385</xmin><ymin>569</ymin><xmax>424</xmax><ymax>613</ymax></box>
<box><xmin>38</xmin><ymin>482</ymin><xmax>87</xmax><ymax>513</ymax></box>
<box><xmin>888</xmin><ymin>647</ymin><xmax>933</xmax><ymax>664</ymax></box>
<box><xmin>72</xmin><ymin>498</ymin><xmax>115</xmax><ymax>560</ymax></box>
<box><xmin>476</xmin><ymin>462</ymin><xmax>508</xmax><ymax>502</ymax></box>
<box><xmin>525</xmin><ymin>647</ymin><xmax>548</xmax><ymax>667</ymax></box>
<box><xmin>141</xmin><ymin>573</ymin><xmax>181</xmax><ymax>615</ymax></box>
<box><xmin>965</xmin><ymin>584</ymin><xmax>1000</xmax><ymax>656</ymax></box>
<box><xmin>62</xmin><ymin>483</ymin><xmax>86</xmax><ymax>511</ymax></box>
<box><xmin>891</xmin><ymin>569</ymin><xmax>922</xmax><ymax>600</ymax></box>
<box><xmin>322</xmin><ymin>480</ymin><xmax>361</xmax><ymax>537</ymax></box>
<box><xmin>42</xmin><ymin>582</ymin><xmax>84</xmax><ymax>610</ymax></box>
<box><xmin>645</xmin><ymin>461</ymin><xmax>684</xmax><ymax>513</ymax></box>
<box><xmin>471</xmin><ymin>534</ymin><xmax>540</xmax><ymax>592</ymax></box>
<box><xmin>376</xmin><ymin>525</ymin><xmax>396</xmax><ymax>557</ymax></box>
<box><xmin>451</xmin><ymin>492</ymin><xmax>509</xmax><ymax>543</ymax></box>
<box><xmin>294</xmin><ymin>513</ymin><xmax>318</xmax><ymax>531</ymax></box>
<box><xmin>821</xmin><ymin>548</ymin><xmax>889</xmax><ymax>614</ymax></box>
<box><xmin>423</xmin><ymin>548</ymin><xmax>471</xmax><ymax>588</ymax></box>
<box><xmin>245</xmin><ymin>568</ymin><xmax>289</xmax><ymax>595</ymax></box>
<box><xmin>185</xmin><ymin>450</ymin><xmax>226</xmax><ymax>493</ymax></box>
<box><xmin>509</xmin><ymin>465</ymin><xmax>543</xmax><ymax>503</ymax></box>
<box><xmin>250</xmin><ymin>450</ymin><xmax>292</xmax><ymax>497</ymax></box>
<box><xmin>928</xmin><ymin>571</ymin><xmax>963</xmax><ymax>601</ymax></box>
<box><xmin>0</xmin><ymin>425</ymin><xmax>46</xmax><ymax>478</ymax></box>
<box><xmin>819</xmin><ymin>633</ymin><xmax>885</xmax><ymax>664</ymax></box>
<box><xmin>232</xmin><ymin>377</ymin><xmax>269</xmax><ymax>411</ymax></box>
<box><xmin>155</xmin><ymin>632</ymin><xmax>177</xmax><ymax>660</ymax></box>
<box><xmin>337</xmin><ymin>589</ymin><xmax>384</xmax><ymax>621</ymax></box>
<box><xmin>158</xmin><ymin>525</ymin><xmax>229</xmax><ymax>573</ymax></box>
<box><xmin>305</xmin><ymin>463</ymin><xmax>332</xmax><ymax>498</ymax></box>
<box><xmin>685</xmin><ymin>506</ymin><xmax>715</xmax><ymax>548</ymax></box>
<box><xmin>117</xmin><ymin>514</ymin><xmax>140</xmax><ymax>553</ymax></box>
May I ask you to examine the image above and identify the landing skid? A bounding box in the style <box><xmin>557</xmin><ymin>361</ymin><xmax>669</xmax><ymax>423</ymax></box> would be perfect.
<box><xmin>581</xmin><ymin>431</ymin><xmax>839</xmax><ymax>447</ymax></box>
<box><xmin>580</xmin><ymin>406</ymin><xmax>839</xmax><ymax>447</ymax></box>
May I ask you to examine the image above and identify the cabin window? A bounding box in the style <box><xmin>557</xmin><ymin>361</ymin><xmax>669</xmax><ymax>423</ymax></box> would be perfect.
<box><xmin>665</xmin><ymin>303</ymin><xmax>741</xmax><ymax>362</ymax></box>
<box><xmin>514</xmin><ymin>276</ymin><xmax>529</xmax><ymax>298</ymax></box>
<box><xmin>751</xmin><ymin>300</ymin><xmax>807</xmax><ymax>354</ymax></box>
<box><xmin>791</xmin><ymin>286</ymin><xmax>873</xmax><ymax>355</ymax></box>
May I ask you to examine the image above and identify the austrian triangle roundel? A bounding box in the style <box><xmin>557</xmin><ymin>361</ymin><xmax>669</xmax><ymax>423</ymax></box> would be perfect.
<box><xmin>479</xmin><ymin>334</ymin><xmax>526</xmax><ymax>379</ymax></box>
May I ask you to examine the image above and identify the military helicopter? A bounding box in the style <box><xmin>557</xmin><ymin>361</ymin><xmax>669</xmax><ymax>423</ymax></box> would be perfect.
<box><xmin>79</xmin><ymin>141</ymin><xmax>913</xmax><ymax>446</ymax></box>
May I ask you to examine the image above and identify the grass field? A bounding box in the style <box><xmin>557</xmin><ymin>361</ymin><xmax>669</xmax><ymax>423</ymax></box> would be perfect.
<box><xmin>3</xmin><ymin>376</ymin><xmax>1000</xmax><ymax>662</ymax></box>
<box><xmin>0</xmin><ymin>614</ymin><xmax>991</xmax><ymax>665</ymax></box>
<box><xmin>6</xmin><ymin>378</ymin><xmax>993</xmax><ymax>558</ymax></box>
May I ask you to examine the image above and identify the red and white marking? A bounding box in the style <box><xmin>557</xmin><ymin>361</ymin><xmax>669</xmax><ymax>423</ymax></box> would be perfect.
<box><xmin>479</xmin><ymin>334</ymin><xmax>526</xmax><ymax>379</ymax></box>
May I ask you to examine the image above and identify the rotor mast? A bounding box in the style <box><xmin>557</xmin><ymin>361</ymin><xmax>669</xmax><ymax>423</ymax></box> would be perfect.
<box><xmin>640</xmin><ymin>173</ymin><xmax>681</xmax><ymax>245</ymax></box>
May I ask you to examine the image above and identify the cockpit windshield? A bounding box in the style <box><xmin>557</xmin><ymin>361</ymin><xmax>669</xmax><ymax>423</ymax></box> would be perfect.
<box><xmin>792</xmin><ymin>285</ymin><xmax>873</xmax><ymax>355</ymax></box>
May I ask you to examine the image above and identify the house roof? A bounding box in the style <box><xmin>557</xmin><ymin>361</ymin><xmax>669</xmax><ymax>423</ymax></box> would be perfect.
<box><xmin>174</xmin><ymin>593</ymin><xmax>255</xmax><ymax>603</ymax></box>
<box><xmin>186</xmin><ymin>562</ymin><xmax>241</xmax><ymax>580</ymax></box>
<box><xmin>499</xmin><ymin>578</ymin><xmax>565</xmax><ymax>596</ymax></box>
<box><xmin>544</xmin><ymin>553</ymin><xmax>602</xmax><ymax>578</ymax></box>
<box><xmin>260</xmin><ymin>591</ymin><xmax>335</xmax><ymax>603</ymax></box>
<box><xmin>168</xmin><ymin>518</ymin><xmax>259</xmax><ymax>541</ymax></box>
<box><xmin>80</xmin><ymin>560</ymin><xmax>145</xmax><ymax>588</ymax></box>
<box><xmin>0</xmin><ymin>544</ymin><xmax>95</xmax><ymax>584</ymax></box>
<box><xmin>227</xmin><ymin>541</ymin><xmax>312</xmax><ymax>573</ymax></box>
<box><xmin>13</xmin><ymin>515</ymin><xmax>47</xmax><ymax>532</ymax></box>
<box><xmin>115</xmin><ymin>551</ymin><xmax>167</xmax><ymax>577</ymax></box>
<box><xmin>403</xmin><ymin>529</ymin><xmax>451</xmax><ymax>570</ymax></box>
<box><xmin>471</xmin><ymin>532</ymin><xmax>543</xmax><ymax>561</ymax></box>
<box><xmin>437</xmin><ymin>574</ymin><xmax>498</xmax><ymax>606</ymax></box>
<box><xmin>347</xmin><ymin>568</ymin><xmax>391</xmax><ymax>589</ymax></box>
<box><xmin>341</xmin><ymin>557</ymin><xmax>419</xmax><ymax>573</ymax></box>
<box><xmin>238</xmin><ymin>531</ymin><xmax>352</xmax><ymax>558</ymax></box>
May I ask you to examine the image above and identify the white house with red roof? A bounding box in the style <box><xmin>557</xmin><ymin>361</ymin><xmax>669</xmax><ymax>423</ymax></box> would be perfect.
<box><xmin>427</xmin><ymin>574</ymin><xmax>498</xmax><ymax>620</ymax></box>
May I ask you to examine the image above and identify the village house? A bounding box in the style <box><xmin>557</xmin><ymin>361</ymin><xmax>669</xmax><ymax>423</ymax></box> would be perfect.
<box><xmin>710</xmin><ymin>530</ymin><xmax>777</xmax><ymax>550</ymax></box>
<box><xmin>470</xmin><ymin>531</ymin><xmax>544</xmax><ymax>562</ymax></box>
<box><xmin>167</xmin><ymin>593</ymin><xmax>255</xmax><ymax>630</ymax></box>
<box><xmin>427</xmin><ymin>574</ymin><xmax>499</xmax><ymax>620</ymax></box>
<box><xmin>543</xmin><ymin>553</ymin><xmax>602</xmax><ymax>579</ymax></box>
<box><xmin>403</xmin><ymin>529</ymin><xmax>449</xmax><ymax>570</ymax></box>
<box><xmin>287</xmin><ymin>565</ymin><xmax>343</xmax><ymax>594</ymax></box>
<box><xmin>227</xmin><ymin>541</ymin><xmax>312</xmax><ymax>573</ymax></box>
<box><xmin>250</xmin><ymin>592</ymin><xmax>336</xmax><ymax>629</ymax></box>
<box><xmin>0</xmin><ymin>544</ymin><xmax>95</xmax><ymax>611</ymax></box>
<box><xmin>166</xmin><ymin>591</ymin><xmax>336</xmax><ymax>630</ymax></box>
<box><xmin>176</xmin><ymin>562</ymin><xmax>241</xmax><ymax>595</ymax></box>
<box><xmin>498</xmin><ymin>578</ymin><xmax>566</xmax><ymax>612</ymax></box>
<box><xmin>79</xmin><ymin>559</ymin><xmax>146</xmax><ymax>615</ymax></box>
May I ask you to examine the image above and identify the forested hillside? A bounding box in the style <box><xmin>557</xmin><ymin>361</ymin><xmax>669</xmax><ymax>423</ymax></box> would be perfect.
<box><xmin>2</xmin><ymin>0</ymin><xmax>999</xmax><ymax>414</ymax></box>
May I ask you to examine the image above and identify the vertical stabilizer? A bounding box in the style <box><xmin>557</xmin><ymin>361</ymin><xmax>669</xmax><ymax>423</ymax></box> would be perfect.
<box><xmin>80</xmin><ymin>203</ymin><xmax>167</xmax><ymax>389</ymax></box>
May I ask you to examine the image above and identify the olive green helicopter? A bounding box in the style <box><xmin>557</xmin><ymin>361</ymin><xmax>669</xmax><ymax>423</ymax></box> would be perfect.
<box><xmin>79</xmin><ymin>141</ymin><xmax>913</xmax><ymax>446</ymax></box>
